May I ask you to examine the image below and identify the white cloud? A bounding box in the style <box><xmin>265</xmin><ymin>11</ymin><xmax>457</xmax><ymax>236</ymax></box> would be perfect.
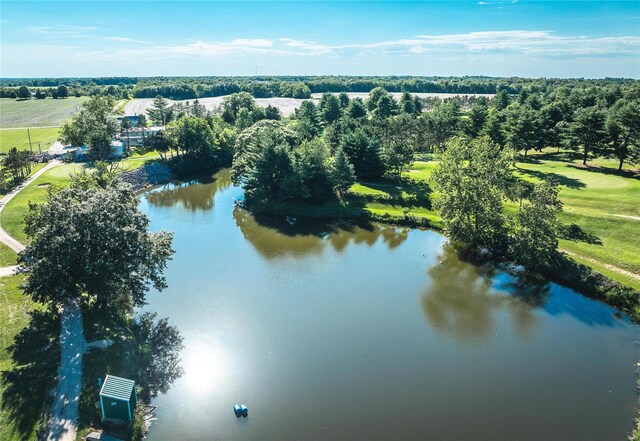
<box><xmin>279</xmin><ymin>38</ymin><xmax>332</xmax><ymax>55</ymax></box>
<box><xmin>55</xmin><ymin>30</ymin><xmax>640</xmax><ymax>66</ymax></box>
<box><xmin>162</xmin><ymin>39</ymin><xmax>277</xmax><ymax>56</ymax></box>
<box><xmin>102</xmin><ymin>36</ymin><xmax>149</xmax><ymax>44</ymax></box>
<box><xmin>24</xmin><ymin>24</ymin><xmax>108</xmax><ymax>38</ymax></box>
<box><xmin>338</xmin><ymin>30</ymin><xmax>640</xmax><ymax>57</ymax></box>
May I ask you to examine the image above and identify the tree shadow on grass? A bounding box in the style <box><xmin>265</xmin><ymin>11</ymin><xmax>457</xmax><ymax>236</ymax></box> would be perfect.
<box><xmin>357</xmin><ymin>178</ymin><xmax>432</xmax><ymax>208</ymax></box>
<box><xmin>515</xmin><ymin>167</ymin><xmax>587</xmax><ymax>189</ymax></box>
<box><xmin>1</xmin><ymin>309</ymin><xmax>60</xmax><ymax>441</ymax></box>
<box><xmin>567</xmin><ymin>163</ymin><xmax>640</xmax><ymax>180</ymax></box>
<box><xmin>559</xmin><ymin>224</ymin><xmax>603</xmax><ymax>245</ymax></box>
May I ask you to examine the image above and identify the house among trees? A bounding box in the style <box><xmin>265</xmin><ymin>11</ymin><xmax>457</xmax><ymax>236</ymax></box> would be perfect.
<box><xmin>48</xmin><ymin>140</ymin><xmax>126</xmax><ymax>162</ymax></box>
<box><xmin>99</xmin><ymin>375</ymin><xmax>137</xmax><ymax>423</ymax></box>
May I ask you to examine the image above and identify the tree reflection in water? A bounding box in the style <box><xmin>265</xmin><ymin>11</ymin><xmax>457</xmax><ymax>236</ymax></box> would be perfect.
<box><xmin>145</xmin><ymin>169</ymin><xmax>232</xmax><ymax>212</ymax></box>
<box><xmin>233</xmin><ymin>207</ymin><xmax>410</xmax><ymax>259</ymax></box>
<box><xmin>422</xmin><ymin>244</ymin><xmax>548</xmax><ymax>344</ymax></box>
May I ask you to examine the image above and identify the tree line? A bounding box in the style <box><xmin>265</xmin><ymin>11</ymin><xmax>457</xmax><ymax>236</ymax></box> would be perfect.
<box><xmin>3</xmin><ymin>76</ymin><xmax>637</xmax><ymax>101</ymax></box>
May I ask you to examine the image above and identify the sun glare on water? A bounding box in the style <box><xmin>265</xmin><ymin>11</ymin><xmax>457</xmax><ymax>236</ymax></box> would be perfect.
<box><xmin>182</xmin><ymin>340</ymin><xmax>231</xmax><ymax>390</ymax></box>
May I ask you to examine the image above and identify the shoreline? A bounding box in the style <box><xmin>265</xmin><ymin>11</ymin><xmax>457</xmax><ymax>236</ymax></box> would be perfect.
<box><xmin>241</xmin><ymin>198</ymin><xmax>640</xmax><ymax>323</ymax></box>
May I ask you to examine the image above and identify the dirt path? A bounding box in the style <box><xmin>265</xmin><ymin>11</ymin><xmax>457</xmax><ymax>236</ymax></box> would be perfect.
<box><xmin>46</xmin><ymin>300</ymin><xmax>86</xmax><ymax>441</ymax></box>
<box><xmin>562</xmin><ymin>249</ymin><xmax>640</xmax><ymax>281</ymax></box>
<box><xmin>0</xmin><ymin>265</ymin><xmax>20</xmax><ymax>277</ymax></box>
<box><xmin>610</xmin><ymin>214</ymin><xmax>640</xmax><ymax>221</ymax></box>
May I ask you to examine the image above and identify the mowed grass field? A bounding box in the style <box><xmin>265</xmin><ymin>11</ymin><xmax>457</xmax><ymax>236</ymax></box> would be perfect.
<box><xmin>1</xmin><ymin>163</ymin><xmax>82</xmax><ymax>244</ymax></box>
<box><xmin>0</xmin><ymin>127</ymin><xmax>60</xmax><ymax>154</ymax></box>
<box><xmin>0</xmin><ymin>274</ymin><xmax>41</xmax><ymax>441</ymax></box>
<box><xmin>0</xmin><ymin>242</ymin><xmax>18</xmax><ymax>267</ymax></box>
<box><xmin>351</xmin><ymin>151</ymin><xmax>640</xmax><ymax>290</ymax></box>
<box><xmin>0</xmin><ymin>97</ymin><xmax>88</xmax><ymax>128</ymax></box>
<box><xmin>514</xmin><ymin>153</ymin><xmax>640</xmax><ymax>289</ymax></box>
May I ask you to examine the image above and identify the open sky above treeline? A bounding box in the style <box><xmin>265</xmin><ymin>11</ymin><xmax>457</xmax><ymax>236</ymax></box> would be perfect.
<box><xmin>1</xmin><ymin>1</ymin><xmax>639</xmax><ymax>79</ymax></box>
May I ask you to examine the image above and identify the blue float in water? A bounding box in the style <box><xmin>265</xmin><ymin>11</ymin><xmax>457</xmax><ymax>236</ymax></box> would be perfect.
<box><xmin>233</xmin><ymin>405</ymin><xmax>242</xmax><ymax>417</ymax></box>
<box><xmin>240</xmin><ymin>404</ymin><xmax>248</xmax><ymax>417</ymax></box>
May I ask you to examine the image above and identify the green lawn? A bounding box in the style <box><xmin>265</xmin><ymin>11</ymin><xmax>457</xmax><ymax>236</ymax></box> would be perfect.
<box><xmin>0</xmin><ymin>243</ymin><xmax>18</xmax><ymax>267</ymax></box>
<box><xmin>120</xmin><ymin>151</ymin><xmax>161</xmax><ymax>171</ymax></box>
<box><xmin>0</xmin><ymin>274</ymin><xmax>43</xmax><ymax>441</ymax></box>
<box><xmin>514</xmin><ymin>153</ymin><xmax>640</xmax><ymax>290</ymax></box>
<box><xmin>0</xmin><ymin>97</ymin><xmax>88</xmax><ymax>128</ymax></box>
<box><xmin>0</xmin><ymin>127</ymin><xmax>60</xmax><ymax>154</ymax></box>
<box><xmin>350</xmin><ymin>160</ymin><xmax>440</xmax><ymax>223</ymax></box>
<box><xmin>1</xmin><ymin>163</ymin><xmax>82</xmax><ymax>244</ymax></box>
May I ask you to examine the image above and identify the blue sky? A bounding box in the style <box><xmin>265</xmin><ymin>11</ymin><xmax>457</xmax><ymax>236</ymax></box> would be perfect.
<box><xmin>1</xmin><ymin>1</ymin><xmax>639</xmax><ymax>78</ymax></box>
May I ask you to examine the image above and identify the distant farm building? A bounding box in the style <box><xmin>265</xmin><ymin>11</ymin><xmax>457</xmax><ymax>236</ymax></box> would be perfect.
<box><xmin>99</xmin><ymin>375</ymin><xmax>137</xmax><ymax>423</ymax></box>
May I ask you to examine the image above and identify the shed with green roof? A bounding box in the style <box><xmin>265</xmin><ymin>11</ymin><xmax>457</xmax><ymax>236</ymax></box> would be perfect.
<box><xmin>99</xmin><ymin>374</ymin><xmax>137</xmax><ymax>422</ymax></box>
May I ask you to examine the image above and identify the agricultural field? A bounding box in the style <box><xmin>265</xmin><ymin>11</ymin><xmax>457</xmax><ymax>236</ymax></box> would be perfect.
<box><xmin>0</xmin><ymin>97</ymin><xmax>88</xmax><ymax>128</ymax></box>
<box><xmin>123</xmin><ymin>92</ymin><xmax>493</xmax><ymax>118</ymax></box>
<box><xmin>309</xmin><ymin>92</ymin><xmax>495</xmax><ymax>100</ymax></box>
<box><xmin>124</xmin><ymin>96</ymin><xmax>309</xmax><ymax>117</ymax></box>
<box><xmin>0</xmin><ymin>127</ymin><xmax>60</xmax><ymax>154</ymax></box>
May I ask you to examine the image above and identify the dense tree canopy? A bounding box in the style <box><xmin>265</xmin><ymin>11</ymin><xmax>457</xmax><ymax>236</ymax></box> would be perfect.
<box><xmin>59</xmin><ymin>95</ymin><xmax>118</xmax><ymax>160</ymax></box>
<box><xmin>22</xmin><ymin>181</ymin><xmax>174</xmax><ymax>307</ymax></box>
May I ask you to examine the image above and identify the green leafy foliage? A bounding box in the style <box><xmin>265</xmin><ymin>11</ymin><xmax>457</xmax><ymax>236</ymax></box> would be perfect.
<box><xmin>22</xmin><ymin>182</ymin><xmax>174</xmax><ymax>307</ymax></box>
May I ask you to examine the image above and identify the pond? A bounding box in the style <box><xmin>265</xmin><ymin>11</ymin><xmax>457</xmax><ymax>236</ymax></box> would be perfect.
<box><xmin>139</xmin><ymin>170</ymin><xmax>638</xmax><ymax>441</ymax></box>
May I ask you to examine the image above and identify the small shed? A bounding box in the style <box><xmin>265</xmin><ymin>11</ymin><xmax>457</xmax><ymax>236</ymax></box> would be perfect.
<box><xmin>99</xmin><ymin>375</ymin><xmax>137</xmax><ymax>423</ymax></box>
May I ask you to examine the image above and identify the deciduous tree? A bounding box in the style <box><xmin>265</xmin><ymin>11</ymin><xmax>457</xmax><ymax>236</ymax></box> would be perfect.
<box><xmin>22</xmin><ymin>182</ymin><xmax>174</xmax><ymax>307</ymax></box>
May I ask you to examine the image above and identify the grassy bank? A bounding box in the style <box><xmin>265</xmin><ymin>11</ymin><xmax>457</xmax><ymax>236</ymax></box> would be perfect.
<box><xmin>0</xmin><ymin>97</ymin><xmax>88</xmax><ymax>128</ymax></box>
<box><xmin>360</xmin><ymin>151</ymin><xmax>639</xmax><ymax>291</ymax></box>
<box><xmin>0</xmin><ymin>127</ymin><xmax>60</xmax><ymax>154</ymax></box>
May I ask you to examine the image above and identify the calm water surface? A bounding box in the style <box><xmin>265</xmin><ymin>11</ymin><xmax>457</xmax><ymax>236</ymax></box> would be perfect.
<box><xmin>140</xmin><ymin>170</ymin><xmax>639</xmax><ymax>441</ymax></box>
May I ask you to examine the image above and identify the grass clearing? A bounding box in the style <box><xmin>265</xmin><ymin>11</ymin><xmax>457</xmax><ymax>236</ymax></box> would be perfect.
<box><xmin>0</xmin><ymin>242</ymin><xmax>18</xmax><ymax>267</ymax></box>
<box><xmin>0</xmin><ymin>127</ymin><xmax>60</xmax><ymax>154</ymax></box>
<box><xmin>514</xmin><ymin>153</ymin><xmax>640</xmax><ymax>289</ymax></box>
<box><xmin>120</xmin><ymin>151</ymin><xmax>161</xmax><ymax>171</ymax></box>
<box><xmin>0</xmin><ymin>97</ymin><xmax>88</xmax><ymax>128</ymax></box>
<box><xmin>0</xmin><ymin>274</ymin><xmax>45</xmax><ymax>441</ymax></box>
<box><xmin>1</xmin><ymin>163</ymin><xmax>82</xmax><ymax>244</ymax></box>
